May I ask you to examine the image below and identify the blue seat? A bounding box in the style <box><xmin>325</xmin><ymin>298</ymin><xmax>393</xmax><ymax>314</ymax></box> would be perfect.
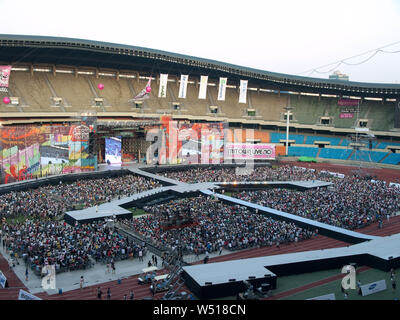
<box><xmin>305</xmin><ymin>136</ymin><xmax>342</xmax><ymax>146</ymax></box>
<box><xmin>270</xmin><ymin>133</ymin><xmax>304</xmax><ymax>144</ymax></box>
<box><xmin>381</xmin><ymin>153</ymin><xmax>400</xmax><ymax>165</ymax></box>
<box><xmin>288</xmin><ymin>146</ymin><xmax>318</xmax><ymax>157</ymax></box>
<box><xmin>376</xmin><ymin>142</ymin><xmax>400</xmax><ymax>149</ymax></box>
<box><xmin>319</xmin><ymin>148</ymin><xmax>352</xmax><ymax>160</ymax></box>
<box><xmin>349</xmin><ymin>151</ymin><xmax>387</xmax><ymax>163</ymax></box>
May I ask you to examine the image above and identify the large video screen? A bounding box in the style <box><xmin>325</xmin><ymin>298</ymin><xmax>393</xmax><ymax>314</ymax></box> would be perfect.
<box><xmin>105</xmin><ymin>136</ymin><xmax>122</xmax><ymax>164</ymax></box>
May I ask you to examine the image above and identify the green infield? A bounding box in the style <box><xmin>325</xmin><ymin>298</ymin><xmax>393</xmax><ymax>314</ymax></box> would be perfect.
<box><xmin>280</xmin><ymin>267</ymin><xmax>399</xmax><ymax>300</ymax></box>
<box><xmin>127</xmin><ymin>207</ymin><xmax>148</xmax><ymax>217</ymax></box>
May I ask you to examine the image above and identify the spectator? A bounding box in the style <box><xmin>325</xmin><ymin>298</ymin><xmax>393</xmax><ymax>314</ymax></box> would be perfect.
<box><xmin>80</xmin><ymin>276</ymin><xmax>84</xmax><ymax>290</ymax></box>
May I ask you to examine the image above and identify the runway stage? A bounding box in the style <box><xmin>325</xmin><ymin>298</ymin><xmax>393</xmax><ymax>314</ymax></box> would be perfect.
<box><xmin>182</xmin><ymin>233</ymin><xmax>400</xmax><ymax>299</ymax></box>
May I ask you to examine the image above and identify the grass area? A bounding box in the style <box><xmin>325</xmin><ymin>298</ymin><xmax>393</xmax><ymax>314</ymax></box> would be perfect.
<box><xmin>272</xmin><ymin>268</ymin><xmax>344</xmax><ymax>295</ymax></box>
<box><xmin>215</xmin><ymin>267</ymin><xmax>399</xmax><ymax>300</ymax></box>
<box><xmin>5</xmin><ymin>215</ymin><xmax>61</xmax><ymax>225</ymax></box>
<box><xmin>5</xmin><ymin>215</ymin><xmax>30</xmax><ymax>225</ymax></box>
<box><xmin>280</xmin><ymin>267</ymin><xmax>400</xmax><ymax>300</ymax></box>
<box><xmin>71</xmin><ymin>203</ymin><xmax>86</xmax><ymax>211</ymax></box>
<box><xmin>127</xmin><ymin>207</ymin><xmax>148</xmax><ymax>217</ymax></box>
<box><xmin>213</xmin><ymin>269</ymin><xmax>344</xmax><ymax>300</ymax></box>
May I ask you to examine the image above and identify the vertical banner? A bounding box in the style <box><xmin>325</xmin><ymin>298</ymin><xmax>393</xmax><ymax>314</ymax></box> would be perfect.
<box><xmin>198</xmin><ymin>75</ymin><xmax>208</xmax><ymax>99</ymax></box>
<box><xmin>217</xmin><ymin>77</ymin><xmax>227</xmax><ymax>101</ymax></box>
<box><xmin>158</xmin><ymin>74</ymin><xmax>168</xmax><ymax>98</ymax></box>
<box><xmin>239</xmin><ymin>80</ymin><xmax>248</xmax><ymax>104</ymax></box>
<box><xmin>0</xmin><ymin>65</ymin><xmax>12</xmax><ymax>90</ymax></box>
<box><xmin>178</xmin><ymin>75</ymin><xmax>189</xmax><ymax>99</ymax></box>
<box><xmin>0</xmin><ymin>270</ymin><xmax>7</xmax><ymax>288</ymax></box>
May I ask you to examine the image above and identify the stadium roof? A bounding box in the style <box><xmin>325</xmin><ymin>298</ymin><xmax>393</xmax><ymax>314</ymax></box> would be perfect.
<box><xmin>1</xmin><ymin>34</ymin><xmax>400</xmax><ymax>98</ymax></box>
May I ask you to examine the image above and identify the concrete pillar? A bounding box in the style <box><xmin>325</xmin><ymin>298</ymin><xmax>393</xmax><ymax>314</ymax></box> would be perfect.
<box><xmin>395</xmin><ymin>98</ymin><xmax>400</xmax><ymax>129</ymax></box>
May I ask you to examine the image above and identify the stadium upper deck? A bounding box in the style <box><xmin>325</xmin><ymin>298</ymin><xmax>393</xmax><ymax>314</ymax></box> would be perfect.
<box><xmin>0</xmin><ymin>34</ymin><xmax>399</xmax><ymax>136</ymax></box>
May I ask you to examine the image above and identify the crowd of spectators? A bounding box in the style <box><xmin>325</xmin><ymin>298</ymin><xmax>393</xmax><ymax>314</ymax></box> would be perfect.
<box><xmin>162</xmin><ymin>165</ymin><xmax>324</xmax><ymax>183</ymax></box>
<box><xmin>161</xmin><ymin>165</ymin><xmax>400</xmax><ymax>230</ymax></box>
<box><xmin>121</xmin><ymin>195</ymin><xmax>315</xmax><ymax>255</ymax></box>
<box><xmin>1</xmin><ymin>220</ymin><xmax>147</xmax><ymax>274</ymax></box>
<box><xmin>235</xmin><ymin>176</ymin><xmax>400</xmax><ymax>230</ymax></box>
<box><xmin>0</xmin><ymin>174</ymin><xmax>161</xmax><ymax>219</ymax></box>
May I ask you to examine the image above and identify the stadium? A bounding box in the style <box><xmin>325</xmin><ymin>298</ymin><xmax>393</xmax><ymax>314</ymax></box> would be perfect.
<box><xmin>0</xmin><ymin>34</ymin><xmax>399</xmax><ymax>302</ymax></box>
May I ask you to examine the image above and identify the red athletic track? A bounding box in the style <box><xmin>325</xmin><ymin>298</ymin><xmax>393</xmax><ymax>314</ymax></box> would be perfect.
<box><xmin>264</xmin><ymin>266</ymin><xmax>370</xmax><ymax>300</ymax></box>
<box><xmin>0</xmin><ymin>251</ymin><xmax>27</xmax><ymax>300</ymax></box>
<box><xmin>288</xmin><ymin>161</ymin><xmax>400</xmax><ymax>184</ymax></box>
<box><xmin>196</xmin><ymin>236</ymin><xmax>348</xmax><ymax>266</ymax></box>
<box><xmin>356</xmin><ymin>214</ymin><xmax>400</xmax><ymax>237</ymax></box>
<box><xmin>33</xmin><ymin>268</ymin><xmax>194</xmax><ymax>301</ymax></box>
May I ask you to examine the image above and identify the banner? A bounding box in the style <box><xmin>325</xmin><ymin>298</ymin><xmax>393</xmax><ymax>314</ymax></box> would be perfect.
<box><xmin>133</xmin><ymin>77</ymin><xmax>152</xmax><ymax>100</ymax></box>
<box><xmin>158</xmin><ymin>74</ymin><xmax>168</xmax><ymax>98</ymax></box>
<box><xmin>225</xmin><ymin>143</ymin><xmax>275</xmax><ymax>160</ymax></box>
<box><xmin>307</xmin><ymin>293</ymin><xmax>336</xmax><ymax>300</ymax></box>
<box><xmin>18</xmin><ymin>289</ymin><xmax>42</xmax><ymax>300</ymax></box>
<box><xmin>239</xmin><ymin>80</ymin><xmax>248</xmax><ymax>104</ymax></box>
<box><xmin>178</xmin><ymin>75</ymin><xmax>189</xmax><ymax>99</ymax></box>
<box><xmin>198</xmin><ymin>75</ymin><xmax>208</xmax><ymax>99</ymax></box>
<box><xmin>339</xmin><ymin>113</ymin><xmax>354</xmax><ymax>119</ymax></box>
<box><xmin>105</xmin><ymin>136</ymin><xmax>122</xmax><ymax>165</ymax></box>
<box><xmin>338</xmin><ymin>99</ymin><xmax>359</xmax><ymax>106</ymax></box>
<box><xmin>360</xmin><ymin>280</ymin><xmax>387</xmax><ymax>296</ymax></box>
<box><xmin>0</xmin><ymin>65</ymin><xmax>11</xmax><ymax>88</ymax></box>
<box><xmin>0</xmin><ymin>270</ymin><xmax>6</xmax><ymax>288</ymax></box>
<box><xmin>389</xmin><ymin>182</ymin><xmax>400</xmax><ymax>189</ymax></box>
<box><xmin>217</xmin><ymin>77</ymin><xmax>227</xmax><ymax>101</ymax></box>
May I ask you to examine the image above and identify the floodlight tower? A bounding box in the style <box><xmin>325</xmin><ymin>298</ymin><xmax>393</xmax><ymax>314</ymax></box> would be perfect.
<box><xmin>284</xmin><ymin>104</ymin><xmax>294</xmax><ymax>156</ymax></box>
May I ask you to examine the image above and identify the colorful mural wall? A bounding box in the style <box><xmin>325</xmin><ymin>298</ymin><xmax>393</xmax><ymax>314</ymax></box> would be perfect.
<box><xmin>0</xmin><ymin>122</ymin><xmax>97</xmax><ymax>184</ymax></box>
<box><xmin>156</xmin><ymin>117</ymin><xmax>227</xmax><ymax>165</ymax></box>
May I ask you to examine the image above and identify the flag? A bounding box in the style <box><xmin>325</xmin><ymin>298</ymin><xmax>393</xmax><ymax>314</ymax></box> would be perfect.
<box><xmin>0</xmin><ymin>65</ymin><xmax>11</xmax><ymax>92</ymax></box>
<box><xmin>239</xmin><ymin>80</ymin><xmax>248</xmax><ymax>104</ymax></box>
<box><xmin>158</xmin><ymin>74</ymin><xmax>168</xmax><ymax>98</ymax></box>
<box><xmin>133</xmin><ymin>78</ymin><xmax>152</xmax><ymax>100</ymax></box>
<box><xmin>178</xmin><ymin>75</ymin><xmax>188</xmax><ymax>99</ymax></box>
<box><xmin>217</xmin><ymin>77</ymin><xmax>227</xmax><ymax>101</ymax></box>
<box><xmin>198</xmin><ymin>75</ymin><xmax>208</xmax><ymax>99</ymax></box>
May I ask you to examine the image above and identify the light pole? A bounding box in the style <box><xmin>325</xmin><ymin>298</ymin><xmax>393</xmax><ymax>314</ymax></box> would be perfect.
<box><xmin>284</xmin><ymin>105</ymin><xmax>294</xmax><ymax>156</ymax></box>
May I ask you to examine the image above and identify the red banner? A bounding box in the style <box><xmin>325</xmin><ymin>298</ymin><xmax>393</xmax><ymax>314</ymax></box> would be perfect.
<box><xmin>339</xmin><ymin>113</ymin><xmax>354</xmax><ymax>119</ymax></box>
<box><xmin>0</xmin><ymin>65</ymin><xmax>12</xmax><ymax>88</ymax></box>
<box><xmin>338</xmin><ymin>99</ymin><xmax>359</xmax><ymax>106</ymax></box>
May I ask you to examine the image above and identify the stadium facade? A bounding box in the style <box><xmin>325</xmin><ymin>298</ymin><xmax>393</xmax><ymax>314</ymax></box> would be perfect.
<box><xmin>0</xmin><ymin>34</ymin><xmax>399</xmax><ymax>184</ymax></box>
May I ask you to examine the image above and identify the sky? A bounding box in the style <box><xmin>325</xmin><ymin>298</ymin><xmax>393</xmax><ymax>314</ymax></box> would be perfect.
<box><xmin>1</xmin><ymin>0</ymin><xmax>400</xmax><ymax>84</ymax></box>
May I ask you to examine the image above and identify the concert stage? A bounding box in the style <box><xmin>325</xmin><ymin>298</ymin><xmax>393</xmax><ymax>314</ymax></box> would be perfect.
<box><xmin>181</xmin><ymin>259</ymin><xmax>277</xmax><ymax>299</ymax></box>
<box><xmin>182</xmin><ymin>234</ymin><xmax>400</xmax><ymax>299</ymax></box>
